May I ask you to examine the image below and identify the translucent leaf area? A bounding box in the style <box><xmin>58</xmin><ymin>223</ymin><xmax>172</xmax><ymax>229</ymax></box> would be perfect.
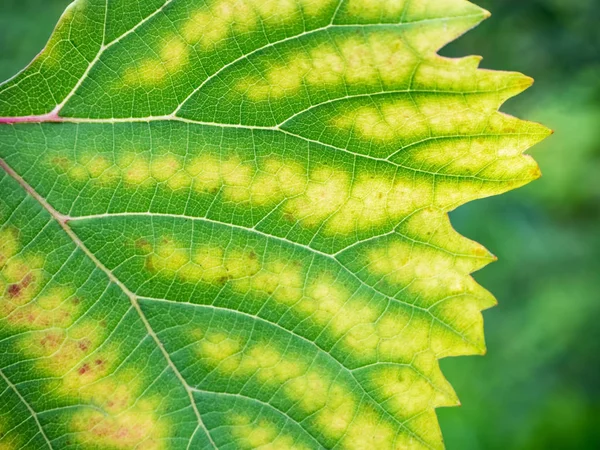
<box><xmin>0</xmin><ymin>0</ymin><xmax>549</xmax><ymax>448</ymax></box>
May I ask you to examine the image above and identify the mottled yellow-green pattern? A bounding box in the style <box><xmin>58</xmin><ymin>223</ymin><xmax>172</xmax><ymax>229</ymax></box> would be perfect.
<box><xmin>0</xmin><ymin>0</ymin><xmax>549</xmax><ymax>449</ymax></box>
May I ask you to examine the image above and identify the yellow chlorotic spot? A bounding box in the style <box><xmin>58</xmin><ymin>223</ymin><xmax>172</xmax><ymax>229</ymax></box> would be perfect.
<box><xmin>297</xmin><ymin>273</ymin><xmax>349</xmax><ymax>325</ymax></box>
<box><xmin>67</xmin><ymin>164</ymin><xmax>89</xmax><ymax>183</ymax></box>
<box><xmin>217</xmin><ymin>156</ymin><xmax>308</xmax><ymax>205</ymax></box>
<box><xmin>61</xmin><ymin>151</ymin><xmax>309</xmax><ymax>206</ymax></box>
<box><xmin>198</xmin><ymin>334</ymin><xmax>308</xmax><ymax>382</ymax></box>
<box><xmin>234</xmin><ymin>342</ymin><xmax>359</xmax><ymax>438</ymax></box>
<box><xmin>188</xmin><ymin>245</ymin><xmax>228</xmax><ymax>282</ymax></box>
<box><xmin>75</xmin><ymin>152</ymin><xmax>120</xmax><ymax>184</ymax></box>
<box><xmin>160</xmin><ymin>36</ymin><xmax>189</xmax><ymax>72</ymax></box>
<box><xmin>285</xmin><ymin>167</ymin><xmax>432</xmax><ymax>234</ymax></box>
<box><xmin>326</xmin><ymin>174</ymin><xmax>394</xmax><ymax>233</ymax></box>
<box><xmin>298</xmin><ymin>0</ymin><xmax>339</xmax><ymax>17</ymax></box>
<box><xmin>332</xmin><ymin>99</ymin><xmax>427</xmax><ymax>144</ymax></box>
<box><xmin>145</xmin><ymin>236</ymin><xmax>390</xmax><ymax>341</ymax></box>
<box><xmin>399</xmin><ymin>135</ymin><xmax>523</xmax><ymax>177</ymax></box>
<box><xmin>182</xmin><ymin>0</ymin><xmax>301</xmax><ymax>49</ymax></box>
<box><xmin>238</xmin><ymin>33</ymin><xmax>416</xmax><ymax>100</ymax></box>
<box><xmin>197</xmin><ymin>334</ymin><xmax>405</xmax><ymax>441</ymax></box>
<box><xmin>330</xmin><ymin>305</ymin><xmax>415</xmax><ymax>364</ymax></box>
<box><xmin>66</xmin><ymin>365</ymin><xmax>172</xmax><ymax>449</ymax></box>
<box><xmin>70</xmin><ymin>406</ymin><xmax>167</xmax><ymax>450</ymax></box>
<box><xmin>124</xmin><ymin>60</ymin><xmax>168</xmax><ymax>85</ymax></box>
<box><xmin>341</xmin><ymin>406</ymin><xmax>396</xmax><ymax>450</ymax></box>
<box><xmin>248</xmin><ymin>159</ymin><xmax>307</xmax><ymax>206</ymax></box>
<box><xmin>198</xmin><ymin>332</ymin><xmax>422</xmax><ymax>442</ymax></box>
<box><xmin>338</xmin><ymin>37</ymin><xmax>379</xmax><ymax>85</ymax></box>
<box><xmin>237</xmin><ymin>259</ymin><xmax>304</xmax><ymax>305</ymax></box>
<box><xmin>64</xmin><ymin>368</ymin><xmax>147</xmax><ymax>415</ymax></box>
<box><xmin>244</xmin><ymin>343</ymin><xmax>307</xmax><ymax>383</ymax></box>
<box><xmin>58</xmin><ymin>149</ymin><xmax>436</xmax><ymax>233</ymax></box>
<box><xmin>368</xmin><ymin>35</ymin><xmax>418</xmax><ymax>85</ymax></box>
<box><xmin>124</xmin><ymin>36</ymin><xmax>189</xmax><ymax>85</ymax></box>
<box><xmin>363</xmin><ymin>210</ymin><xmax>496</xmax><ymax>310</ymax></box>
<box><xmin>0</xmin><ymin>441</ymin><xmax>16</xmax><ymax>450</ymax></box>
<box><xmin>367</xmin><ymin>239</ymin><xmax>434</xmax><ymax>284</ymax></box>
<box><xmin>332</xmin><ymin>91</ymin><xmax>528</xmax><ymax>153</ymax></box>
<box><xmin>220</xmin><ymin>248</ymin><xmax>262</xmax><ymax>279</ymax></box>
<box><xmin>146</xmin><ymin>239</ymin><xmax>262</xmax><ymax>285</ymax></box>
<box><xmin>1</xmin><ymin>253</ymin><xmax>45</xmax><ymax>319</ymax></box>
<box><xmin>148</xmin><ymin>240</ymin><xmax>186</xmax><ymax>276</ymax></box>
<box><xmin>427</xmin><ymin>295</ymin><xmax>487</xmax><ymax>357</ymax></box>
<box><xmin>284</xmin><ymin>369</ymin><xmax>331</xmax><ymax>413</ymax></box>
<box><xmin>220</xmin><ymin>156</ymin><xmax>255</xmax><ymax>202</ymax></box>
<box><xmin>146</xmin><ymin>238</ymin><xmax>264</xmax><ymax>291</ymax></box>
<box><xmin>18</xmin><ymin>318</ymin><xmax>109</xmax><ymax>377</ymax></box>
<box><xmin>119</xmin><ymin>153</ymin><xmax>150</xmax><ymax>185</ymax></box>
<box><xmin>284</xmin><ymin>166</ymin><xmax>350</xmax><ymax>228</ymax></box>
<box><xmin>198</xmin><ymin>331</ymin><xmax>243</xmax><ymax>369</ymax></box>
<box><xmin>229</xmin><ymin>414</ymin><xmax>311</xmax><ymax>450</ymax></box>
<box><xmin>304</xmin><ymin>293</ymin><xmax>412</xmax><ymax>364</ymax></box>
<box><xmin>80</xmin><ymin>153</ymin><xmax>110</xmax><ymax>178</ymax></box>
<box><xmin>313</xmin><ymin>384</ymin><xmax>357</xmax><ymax>439</ymax></box>
<box><xmin>377</xmin><ymin>313</ymin><xmax>431</xmax><ymax>362</ymax></box>
<box><xmin>305</xmin><ymin>45</ymin><xmax>345</xmax><ymax>86</ymax></box>
<box><xmin>267</xmin><ymin>57</ymin><xmax>313</xmax><ymax>99</ymax></box>
<box><xmin>368</xmin><ymin>365</ymin><xmax>451</xmax><ymax>419</ymax></box>
<box><xmin>6</xmin><ymin>285</ymin><xmax>79</xmax><ymax>330</ymax></box>
<box><xmin>0</xmin><ymin>227</ymin><xmax>19</xmax><ymax>269</ymax></box>
<box><xmin>49</xmin><ymin>153</ymin><xmax>119</xmax><ymax>185</ymax></box>
<box><xmin>167</xmin><ymin>170</ymin><xmax>193</xmax><ymax>191</ymax></box>
<box><xmin>0</xmin><ymin>223</ymin><xmax>173</xmax><ymax>450</ymax></box>
<box><xmin>151</xmin><ymin>154</ymin><xmax>182</xmax><ymax>183</ymax></box>
<box><xmin>344</xmin><ymin>0</ymin><xmax>405</xmax><ymax>21</ymax></box>
<box><xmin>186</xmin><ymin>155</ymin><xmax>222</xmax><ymax>192</ymax></box>
<box><xmin>61</xmin><ymin>344</ymin><xmax>120</xmax><ymax>394</ymax></box>
<box><xmin>146</xmin><ymin>237</ymin><xmax>430</xmax><ymax>362</ymax></box>
<box><xmin>1</xmin><ymin>254</ymin><xmax>43</xmax><ymax>283</ymax></box>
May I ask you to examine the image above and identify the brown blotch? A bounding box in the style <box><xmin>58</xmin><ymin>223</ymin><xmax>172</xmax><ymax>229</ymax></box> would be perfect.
<box><xmin>40</xmin><ymin>332</ymin><xmax>64</xmax><ymax>350</ymax></box>
<box><xmin>135</xmin><ymin>239</ymin><xmax>152</xmax><ymax>254</ymax></box>
<box><xmin>78</xmin><ymin>363</ymin><xmax>90</xmax><ymax>375</ymax></box>
<box><xmin>7</xmin><ymin>273</ymin><xmax>35</xmax><ymax>299</ymax></box>
<box><xmin>7</xmin><ymin>283</ymin><xmax>22</xmax><ymax>298</ymax></box>
<box><xmin>217</xmin><ymin>275</ymin><xmax>230</xmax><ymax>285</ymax></box>
<box><xmin>78</xmin><ymin>339</ymin><xmax>91</xmax><ymax>352</ymax></box>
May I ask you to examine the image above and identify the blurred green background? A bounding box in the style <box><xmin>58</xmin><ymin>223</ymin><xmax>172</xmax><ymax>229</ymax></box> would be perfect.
<box><xmin>1</xmin><ymin>1</ymin><xmax>598</xmax><ymax>449</ymax></box>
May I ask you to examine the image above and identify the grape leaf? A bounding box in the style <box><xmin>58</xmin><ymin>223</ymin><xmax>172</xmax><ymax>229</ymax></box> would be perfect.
<box><xmin>0</xmin><ymin>0</ymin><xmax>550</xmax><ymax>449</ymax></box>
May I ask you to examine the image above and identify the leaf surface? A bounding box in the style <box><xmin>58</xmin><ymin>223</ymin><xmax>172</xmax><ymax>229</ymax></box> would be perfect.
<box><xmin>0</xmin><ymin>1</ymin><xmax>550</xmax><ymax>449</ymax></box>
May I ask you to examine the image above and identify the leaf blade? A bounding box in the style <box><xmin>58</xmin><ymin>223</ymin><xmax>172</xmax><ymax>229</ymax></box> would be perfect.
<box><xmin>0</xmin><ymin>1</ymin><xmax>550</xmax><ymax>449</ymax></box>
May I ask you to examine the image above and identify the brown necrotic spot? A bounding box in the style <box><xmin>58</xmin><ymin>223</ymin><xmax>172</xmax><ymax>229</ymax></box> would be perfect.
<box><xmin>6</xmin><ymin>273</ymin><xmax>34</xmax><ymax>299</ymax></box>
<box><xmin>7</xmin><ymin>283</ymin><xmax>22</xmax><ymax>298</ymax></box>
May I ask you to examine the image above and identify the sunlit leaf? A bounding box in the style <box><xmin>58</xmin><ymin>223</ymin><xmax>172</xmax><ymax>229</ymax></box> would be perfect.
<box><xmin>0</xmin><ymin>0</ymin><xmax>550</xmax><ymax>448</ymax></box>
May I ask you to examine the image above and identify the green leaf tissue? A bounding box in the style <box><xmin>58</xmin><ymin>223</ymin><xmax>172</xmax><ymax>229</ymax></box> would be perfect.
<box><xmin>0</xmin><ymin>0</ymin><xmax>550</xmax><ymax>449</ymax></box>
